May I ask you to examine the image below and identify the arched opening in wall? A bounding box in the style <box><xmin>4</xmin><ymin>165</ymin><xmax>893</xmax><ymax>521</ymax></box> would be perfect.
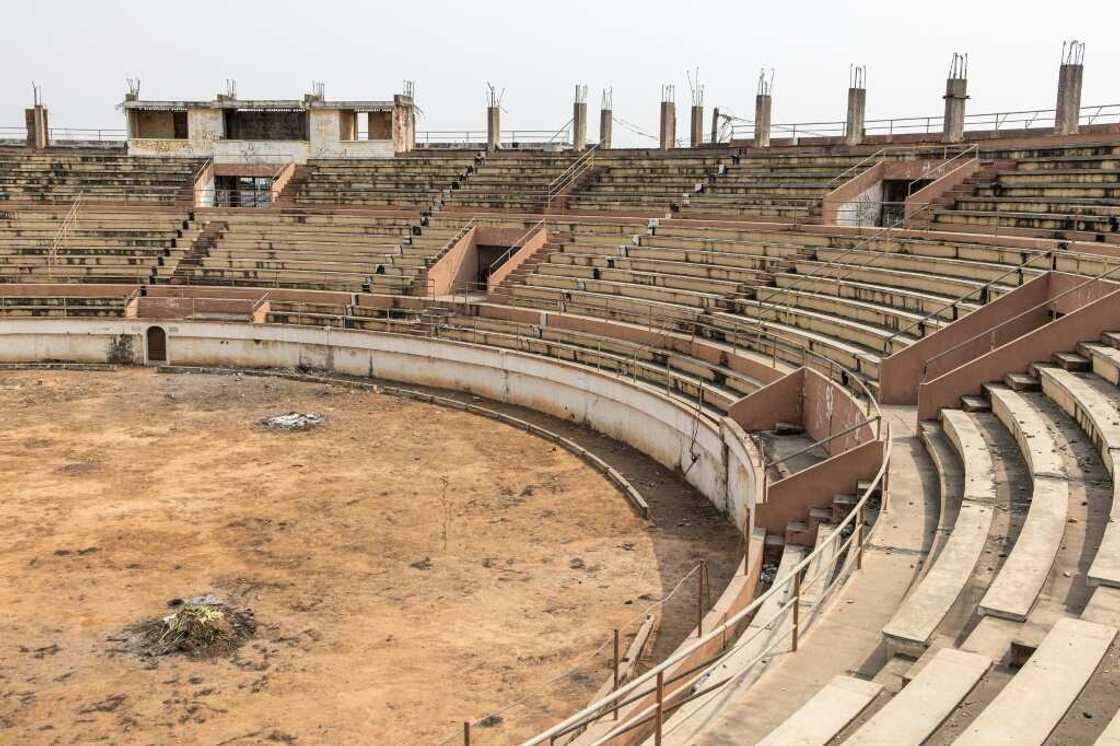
<box><xmin>146</xmin><ymin>326</ymin><xmax>167</xmax><ymax>363</ymax></box>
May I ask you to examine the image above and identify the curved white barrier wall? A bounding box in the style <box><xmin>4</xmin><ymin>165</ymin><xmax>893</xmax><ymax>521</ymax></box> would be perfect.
<box><xmin>0</xmin><ymin>319</ymin><xmax>759</xmax><ymax>528</ymax></box>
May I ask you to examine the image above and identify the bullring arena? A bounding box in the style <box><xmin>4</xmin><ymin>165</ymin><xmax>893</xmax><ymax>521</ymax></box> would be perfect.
<box><xmin>4</xmin><ymin>37</ymin><xmax>1120</xmax><ymax>746</ymax></box>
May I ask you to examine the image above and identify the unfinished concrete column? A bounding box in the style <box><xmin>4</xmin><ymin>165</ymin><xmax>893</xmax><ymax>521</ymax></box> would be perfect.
<box><xmin>485</xmin><ymin>83</ymin><xmax>503</xmax><ymax>151</ymax></box>
<box><xmin>845</xmin><ymin>65</ymin><xmax>867</xmax><ymax>146</ymax></box>
<box><xmin>942</xmin><ymin>53</ymin><xmax>969</xmax><ymax>144</ymax></box>
<box><xmin>393</xmin><ymin>83</ymin><xmax>416</xmax><ymax>154</ymax></box>
<box><xmin>599</xmin><ymin>88</ymin><xmax>613</xmax><ymax>149</ymax></box>
<box><xmin>1055</xmin><ymin>41</ymin><xmax>1086</xmax><ymax>136</ymax></box>
<box><xmin>710</xmin><ymin>107</ymin><xmax>721</xmax><ymax>144</ymax></box>
<box><xmin>754</xmin><ymin>69</ymin><xmax>774</xmax><ymax>148</ymax></box>
<box><xmin>659</xmin><ymin>85</ymin><xmax>676</xmax><ymax>150</ymax></box>
<box><xmin>24</xmin><ymin>84</ymin><xmax>48</xmax><ymax>150</ymax></box>
<box><xmin>572</xmin><ymin>84</ymin><xmax>588</xmax><ymax>151</ymax></box>
<box><xmin>689</xmin><ymin>72</ymin><xmax>704</xmax><ymax>148</ymax></box>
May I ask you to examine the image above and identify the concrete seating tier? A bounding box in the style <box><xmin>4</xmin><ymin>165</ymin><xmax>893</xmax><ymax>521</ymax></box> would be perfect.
<box><xmin>0</xmin><ymin>206</ymin><xmax>193</xmax><ymax>284</ymax></box>
<box><xmin>934</xmin><ymin>143</ymin><xmax>1120</xmax><ymax>242</ymax></box>
<box><xmin>0</xmin><ymin>289</ymin><xmax>131</xmax><ymax>318</ymax></box>
<box><xmin>296</xmin><ymin>154</ymin><xmax>479</xmax><ymax>209</ymax></box>
<box><xmin>176</xmin><ymin>210</ymin><xmax>442</xmax><ymax>294</ymax></box>
<box><xmin>881</xmin><ymin>409</ymin><xmax>995</xmax><ymax>656</ymax></box>
<box><xmin>442</xmin><ymin>152</ymin><xmax>577</xmax><ymax>213</ymax></box>
<box><xmin>1036</xmin><ymin>355</ymin><xmax>1120</xmax><ymax>588</ymax></box>
<box><xmin>0</xmin><ymin>151</ymin><xmax>203</xmax><ymax>204</ymax></box>
<box><xmin>675</xmin><ymin>151</ymin><xmax>872</xmax><ymax>221</ymax></box>
<box><xmin>564</xmin><ymin>153</ymin><xmax>727</xmax><ymax>214</ymax></box>
<box><xmin>980</xmin><ymin>384</ymin><xmax>1069</xmax><ymax>621</ymax></box>
<box><xmin>953</xmin><ymin>617</ymin><xmax>1116</xmax><ymax>745</ymax></box>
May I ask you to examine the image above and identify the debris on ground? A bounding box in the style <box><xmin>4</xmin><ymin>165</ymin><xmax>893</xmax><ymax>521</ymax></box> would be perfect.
<box><xmin>260</xmin><ymin>412</ymin><xmax>326</xmax><ymax>431</ymax></box>
<box><xmin>119</xmin><ymin>595</ymin><xmax>256</xmax><ymax>660</ymax></box>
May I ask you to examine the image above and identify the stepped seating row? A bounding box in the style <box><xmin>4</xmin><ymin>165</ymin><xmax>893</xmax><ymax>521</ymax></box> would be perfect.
<box><xmin>849</xmin><ymin>343</ymin><xmax>1120</xmax><ymax>745</ymax></box>
<box><xmin>0</xmin><ymin>286</ymin><xmax>133</xmax><ymax>318</ymax></box>
<box><xmin>0</xmin><ymin>205</ymin><xmax>195</xmax><ymax>284</ymax></box>
<box><xmin>934</xmin><ymin>142</ymin><xmax>1120</xmax><ymax>243</ymax></box>
<box><xmin>174</xmin><ymin>210</ymin><xmax>454</xmax><ymax>293</ymax></box>
<box><xmin>443</xmin><ymin>152</ymin><xmax>577</xmax><ymax>212</ymax></box>
<box><xmin>676</xmin><ymin>151</ymin><xmax>873</xmax><ymax>221</ymax></box>
<box><xmin>0</xmin><ymin>150</ymin><xmax>203</xmax><ymax>204</ymax></box>
<box><xmin>563</xmin><ymin>153</ymin><xmax>727</xmax><ymax>214</ymax></box>
<box><xmin>295</xmin><ymin>154</ymin><xmax>479</xmax><ymax>209</ymax></box>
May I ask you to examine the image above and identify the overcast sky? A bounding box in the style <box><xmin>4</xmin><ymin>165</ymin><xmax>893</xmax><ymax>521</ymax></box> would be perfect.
<box><xmin>3</xmin><ymin>0</ymin><xmax>1117</xmax><ymax>146</ymax></box>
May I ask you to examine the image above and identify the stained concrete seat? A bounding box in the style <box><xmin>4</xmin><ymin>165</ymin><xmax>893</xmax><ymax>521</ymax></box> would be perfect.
<box><xmin>979</xmin><ymin>384</ymin><xmax>1069</xmax><ymax>621</ymax></box>
<box><xmin>881</xmin><ymin>409</ymin><xmax>994</xmax><ymax>656</ymax></box>
<box><xmin>755</xmin><ymin>675</ymin><xmax>882</xmax><ymax>746</ymax></box>
<box><xmin>1037</xmin><ymin>363</ymin><xmax>1120</xmax><ymax>588</ymax></box>
<box><xmin>953</xmin><ymin>617</ymin><xmax>1116</xmax><ymax>745</ymax></box>
<box><xmin>844</xmin><ymin>647</ymin><xmax>990</xmax><ymax>745</ymax></box>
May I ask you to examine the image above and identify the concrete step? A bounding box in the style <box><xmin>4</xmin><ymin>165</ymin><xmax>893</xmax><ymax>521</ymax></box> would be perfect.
<box><xmin>960</xmin><ymin>394</ymin><xmax>991</xmax><ymax>412</ymax></box>
<box><xmin>845</xmin><ymin>648</ymin><xmax>991</xmax><ymax>746</ymax></box>
<box><xmin>756</xmin><ymin>675</ymin><xmax>882</xmax><ymax>746</ymax></box>
<box><xmin>1053</xmin><ymin>351</ymin><xmax>1091</xmax><ymax>372</ymax></box>
<box><xmin>1004</xmin><ymin>372</ymin><xmax>1041</xmax><ymax>392</ymax></box>
<box><xmin>954</xmin><ymin>618</ymin><xmax>1117</xmax><ymax>745</ymax></box>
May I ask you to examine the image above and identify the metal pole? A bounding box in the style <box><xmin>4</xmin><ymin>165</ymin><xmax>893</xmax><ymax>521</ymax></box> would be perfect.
<box><xmin>612</xmin><ymin>628</ymin><xmax>621</xmax><ymax>720</ymax></box>
<box><xmin>463</xmin><ymin>722</ymin><xmax>470</xmax><ymax>745</ymax></box>
<box><xmin>856</xmin><ymin>504</ymin><xmax>865</xmax><ymax>570</ymax></box>
<box><xmin>792</xmin><ymin>571</ymin><xmax>801</xmax><ymax>652</ymax></box>
<box><xmin>655</xmin><ymin>671</ymin><xmax>664</xmax><ymax>746</ymax></box>
<box><xmin>697</xmin><ymin>561</ymin><xmax>705</xmax><ymax>637</ymax></box>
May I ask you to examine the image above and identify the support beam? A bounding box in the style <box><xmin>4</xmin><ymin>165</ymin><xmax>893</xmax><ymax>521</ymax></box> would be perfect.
<box><xmin>754</xmin><ymin>68</ymin><xmax>774</xmax><ymax>148</ymax></box>
<box><xmin>942</xmin><ymin>52</ymin><xmax>968</xmax><ymax>144</ymax></box>
<box><xmin>392</xmin><ymin>86</ymin><xmax>416</xmax><ymax>154</ymax></box>
<box><xmin>1055</xmin><ymin>41</ymin><xmax>1086</xmax><ymax>136</ymax></box>
<box><xmin>486</xmin><ymin>106</ymin><xmax>500</xmax><ymax>151</ymax></box>
<box><xmin>845</xmin><ymin>65</ymin><xmax>867</xmax><ymax>146</ymax></box>
<box><xmin>24</xmin><ymin>106</ymin><xmax>49</xmax><ymax>150</ymax></box>
<box><xmin>599</xmin><ymin>88</ymin><xmax>613</xmax><ymax>149</ymax></box>
<box><xmin>572</xmin><ymin>84</ymin><xmax>588</xmax><ymax>152</ymax></box>
<box><xmin>710</xmin><ymin>106</ymin><xmax>721</xmax><ymax>144</ymax></box>
<box><xmin>659</xmin><ymin>84</ymin><xmax>676</xmax><ymax>151</ymax></box>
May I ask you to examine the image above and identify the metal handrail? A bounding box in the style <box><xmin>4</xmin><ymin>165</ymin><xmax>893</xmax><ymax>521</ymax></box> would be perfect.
<box><xmin>522</xmin><ymin>423</ymin><xmax>892</xmax><ymax>745</ymax></box>
<box><xmin>487</xmin><ymin>219</ymin><xmax>545</xmax><ymax>275</ymax></box>
<box><xmin>880</xmin><ymin>248</ymin><xmax>1060</xmax><ymax>352</ymax></box>
<box><xmin>921</xmin><ymin>260</ymin><xmax>1120</xmax><ymax>379</ymax></box>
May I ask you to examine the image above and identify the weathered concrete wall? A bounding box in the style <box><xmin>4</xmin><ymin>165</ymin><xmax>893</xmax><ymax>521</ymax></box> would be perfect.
<box><xmin>134</xmin><ymin>110</ymin><xmax>177</xmax><ymax>139</ymax></box>
<box><xmin>0</xmin><ymin>319</ymin><xmax>756</xmax><ymax>527</ymax></box>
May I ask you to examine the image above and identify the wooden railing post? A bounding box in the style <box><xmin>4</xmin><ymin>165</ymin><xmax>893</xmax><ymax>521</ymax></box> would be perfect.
<box><xmin>792</xmin><ymin>571</ymin><xmax>801</xmax><ymax>652</ymax></box>
<box><xmin>612</xmin><ymin>628</ymin><xmax>620</xmax><ymax>721</ymax></box>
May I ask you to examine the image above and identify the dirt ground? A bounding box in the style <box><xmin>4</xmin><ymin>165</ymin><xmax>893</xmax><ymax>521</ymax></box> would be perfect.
<box><xmin>0</xmin><ymin>369</ymin><xmax>737</xmax><ymax>744</ymax></box>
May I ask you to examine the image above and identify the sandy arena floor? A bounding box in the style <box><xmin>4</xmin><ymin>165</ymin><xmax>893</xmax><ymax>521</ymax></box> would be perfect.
<box><xmin>0</xmin><ymin>369</ymin><xmax>736</xmax><ymax>744</ymax></box>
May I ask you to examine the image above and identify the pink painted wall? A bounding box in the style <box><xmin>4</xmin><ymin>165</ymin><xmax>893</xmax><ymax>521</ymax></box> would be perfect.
<box><xmin>917</xmin><ymin>285</ymin><xmax>1120</xmax><ymax>419</ymax></box>
<box><xmin>486</xmin><ymin>224</ymin><xmax>548</xmax><ymax>293</ymax></box>
<box><xmin>423</xmin><ymin>226</ymin><xmax>478</xmax><ymax>296</ymax></box>
<box><xmin>757</xmin><ymin>439</ymin><xmax>885</xmax><ymax>533</ymax></box>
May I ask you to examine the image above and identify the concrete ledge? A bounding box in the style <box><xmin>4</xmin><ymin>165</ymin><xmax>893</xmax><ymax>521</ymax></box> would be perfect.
<box><xmin>756</xmin><ymin>675</ymin><xmax>882</xmax><ymax>746</ymax></box>
<box><xmin>881</xmin><ymin>410</ymin><xmax>993</xmax><ymax>654</ymax></box>
<box><xmin>979</xmin><ymin>385</ymin><xmax>1069</xmax><ymax>621</ymax></box>
<box><xmin>1038</xmin><ymin>366</ymin><xmax>1120</xmax><ymax>587</ymax></box>
<box><xmin>954</xmin><ymin>617</ymin><xmax>1117</xmax><ymax>746</ymax></box>
<box><xmin>845</xmin><ymin>647</ymin><xmax>990</xmax><ymax>746</ymax></box>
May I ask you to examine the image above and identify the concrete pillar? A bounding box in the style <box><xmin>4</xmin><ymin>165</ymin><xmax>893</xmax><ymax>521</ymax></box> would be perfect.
<box><xmin>660</xmin><ymin>101</ymin><xmax>676</xmax><ymax>151</ymax></box>
<box><xmin>690</xmin><ymin>105</ymin><xmax>704</xmax><ymax>148</ymax></box>
<box><xmin>710</xmin><ymin>107</ymin><xmax>721</xmax><ymax>144</ymax></box>
<box><xmin>599</xmin><ymin>108</ymin><xmax>613</xmax><ymax>149</ymax></box>
<box><xmin>1055</xmin><ymin>63</ymin><xmax>1084</xmax><ymax>135</ymax></box>
<box><xmin>845</xmin><ymin>67</ymin><xmax>867</xmax><ymax>146</ymax></box>
<box><xmin>24</xmin><ymin>105</ymin><xmax>48</xmax><ymax>150</ymax></box>
<box><xmin>754</xmin><ymin>94</ymin><xmax>772</xmax><ymax>148</ymax></box>
<box><xmin>392</xmin><ymin>94</ymin><xmax>415</xmax><ymax>153</ymax></box>
<box><xmin>573</xmin><ymin>101</ymin><xmax>588</xmax><ymax>151</ymax></box>
<box><xmin>486</xmin><ymin>105</ymin><xmax>500</xmax><ymax>151</ymax></box>
<box><xmin>942</xmin><ymin>77</ymin><xmax>968</xmax><ymax>143</ymax></box>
